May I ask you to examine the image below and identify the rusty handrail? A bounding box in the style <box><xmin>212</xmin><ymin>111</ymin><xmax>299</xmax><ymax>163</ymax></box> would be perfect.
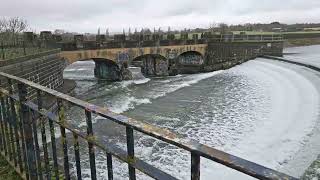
<box><xmin>0</xmin><ymin>71</ymin><xmax>297</xmax><ymax>180</ymax></box>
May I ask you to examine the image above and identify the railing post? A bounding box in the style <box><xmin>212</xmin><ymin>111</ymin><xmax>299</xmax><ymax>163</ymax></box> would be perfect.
<box><xmin>126</xmin><ymin>126</ymin><xmax>136</xmax><ymax>180</ymax></box>
<box><xmin>57</xmin><ymin>98</ymin><xmax>70</xmax><ymax>180</ymax></box>
<box><xmin>18</xmin><ymin>83</ymin><xmax>37</xmax><ymax>180</ymax></box>
<box><xmin>0</xmin><ymin>93</ymin><xmax>10</xmax><ymax>157</ymax></box>
<box><xmin>191</xmin><ymin>152</ymin><xmax>200</xmax><ymax>180</ymax></box>
<box><xmin>6</xmin><ymin>84</ymin><xmax>17</xmax><ymax>166</ymax></box>
<box><xmin>0</xmin><ymin>92</ymin><xmax>7</xmax><ymax>154</ymax></box>
<box><xmin>30</xmin><ymin>110</ymin><xmax>43</xmax><ymax>180</ymax></box>
<box><xmin>8</xmin><ymin>79</ymin><xmax>23</xmax><ymax>172</ymax></box>
<box><xmin>85</xmin><ymin>109</ymin><xmax>97</xmax><ymax>180</ymax></box>
<box><xmin>48</xmin><ymin>114</ymin><xmax>59</xmax><ymax>180</ymax></box>
<box><xmin>37</xmin><ymin>90</ymin><xmax>50</xmax><ymax>179</ymax></box>
<box><xmin>106</xmin><ymin>152</ymin><xmax>113</xmax><ymax>180</ymax></box>
<box><xmin>73</xmin><ymin>133</ymin><xmax>82</xmax><ymax>180</ymax></box>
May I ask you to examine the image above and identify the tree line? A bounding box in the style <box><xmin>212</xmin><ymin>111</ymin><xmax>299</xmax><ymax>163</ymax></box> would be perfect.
<box><xmin>0</xmin><ymin>17</ymin><xmax>29</xmax><ymax>45</ymax></box>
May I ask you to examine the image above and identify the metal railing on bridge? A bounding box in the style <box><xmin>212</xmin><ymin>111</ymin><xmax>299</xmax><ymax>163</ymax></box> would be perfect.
<box><xmin>0</xmin><ymin>71</ymin><xmax>297</xmax><ymax>180</ymax></box>
<box><xmin>202</xmin><ymin>34</ymin><xmax>283</xmax><ymax>43</ymax></box>
<box><xmin>60</xmin><ymin>34</ymin><xmax>283</xmax><ymax>51</ymax></box>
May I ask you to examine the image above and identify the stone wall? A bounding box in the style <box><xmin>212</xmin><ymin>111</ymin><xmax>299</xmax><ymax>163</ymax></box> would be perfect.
<box><xmin>140</xmin><ymin>55</ymin><xmax>169</xmax><ymax>76</ymax></box>
<box><xmin>129</xmin><ymin>41</ymin><xmax>284</xmax><ymax>76</ymax></box>
<box><xmin>202</xmin><ymin>41</ymin><xmax>283</xmax><ymax>72</ymax></box>
<box><xmin>93</xmin><ymin>59</ymin><xmax>121</xmax><ymax>81</ymax></box>
<box><xmin>0</xmin><ymin>50</ymin><xmax>65</xmax><ymax>90</ymax></box>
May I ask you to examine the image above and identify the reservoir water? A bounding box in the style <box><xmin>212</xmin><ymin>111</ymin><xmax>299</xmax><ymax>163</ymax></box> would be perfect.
<box><xmin>63</xmin><ymin>45</ymin><xmax>320</xmax><ymax>179</ymax></box>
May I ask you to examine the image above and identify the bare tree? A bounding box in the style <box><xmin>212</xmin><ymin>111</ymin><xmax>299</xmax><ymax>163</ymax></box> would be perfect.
<box><xmin>209</xmin><ymin>22</ymin><xmax>217</xmax><ymax>32</ymax></box>
<box><xmin>219</xmin><ymin>23</ymin><xmax>229</xmax><ymax>34</ymax></box>
<box><xmin>0</xmin><ymin>18</ymin><xmax>8</xmax><ymax>42</ymax></box>
<box><xmin>0</xmin><ymin>18</ymin><xmax>6</xmax><ymax>32</ymax></box>
<box><xmin>8</xmin><ymin>17</ymin><xmax>28</xmax><ymax>33</ymax></box>
<box><xmin>0</xmin><ymin>17</ymin><xmax>28</xmax><ymax>44</ymax></box>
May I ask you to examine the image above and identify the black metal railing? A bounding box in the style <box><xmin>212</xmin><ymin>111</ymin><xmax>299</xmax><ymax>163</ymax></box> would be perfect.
<box><xmin>0</xmin><ymin>71</ymin><xmax>298</xmax><ymax>180</ymax></box>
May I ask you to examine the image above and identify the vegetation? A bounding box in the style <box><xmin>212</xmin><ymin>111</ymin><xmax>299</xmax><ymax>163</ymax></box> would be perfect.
<box><xmin>0</xmin><ymin>155</ymin><xmax>22</xmax><ymax>180</ymax></box>
<box><xmin>0</xmin><ymin>17</ymin><xmax>55</xmax><ymax>60</ymax></box>
<box><xmin>0</xmin><ymin>17</ymin><xmax>28</xmax><ymax>44</ymax></box>
<box><xmin>285</xmin><ymin>37</ymin><xmax>320</xmax><ymax>47</ymax></box>
<box><xmin>0</xmin><ymin>47</ymin><xmax>51</xmax><ymax>60</ymax></box>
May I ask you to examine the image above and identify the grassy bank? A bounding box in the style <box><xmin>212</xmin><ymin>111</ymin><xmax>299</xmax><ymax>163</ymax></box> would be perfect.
<box><xmin>0</xmin><ymin>154</ymin><xmax>22</xmax><ymax>180</ymax></box>
<box><xmin>284</xmin><ymin>37</ymin><xmax>320</xmax><ymax>47</ymax></box>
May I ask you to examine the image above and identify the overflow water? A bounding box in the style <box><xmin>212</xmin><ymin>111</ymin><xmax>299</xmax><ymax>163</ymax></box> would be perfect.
<box><xmin>63</xmin><ymin>45</ymin><xmax>320</xmax><ymax>179</ymax></box>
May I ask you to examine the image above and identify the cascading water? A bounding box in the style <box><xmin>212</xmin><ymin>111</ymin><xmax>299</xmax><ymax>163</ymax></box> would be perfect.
<box><xmin>62</xmin><ymin>46</ymin><xmax>320</xmax><ymax>179</ymax></box>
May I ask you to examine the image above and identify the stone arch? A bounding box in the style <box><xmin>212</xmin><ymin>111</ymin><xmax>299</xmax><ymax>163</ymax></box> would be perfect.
<box><xmin>176</xmin><ymin>51</ymin><xmax>204</xmax><ymax>66</ymax></box>
<box><xmin>61</xmin><ymin>49</ymin><xmax>119</xmax><ymax>66</ymax></box>
<box><xmin>92</xmin><ymin>58</ymin><xmax>122</xmax><ymax>81</ymax></box>
<box><xmin>131</xmin><ymin>54</ymin><xmax>169</xmax><ymax>76</ymax></box>
<box><xmin>175</xmin><ymin>51</ymin><xmax>205</xmax><ymax>74</ymax></box>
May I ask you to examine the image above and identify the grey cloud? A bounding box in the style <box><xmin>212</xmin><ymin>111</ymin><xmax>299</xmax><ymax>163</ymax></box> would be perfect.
<box><xmin>0</xmin><ymin>0</ymin><xmax>319</xmax><ymax>33</ymax></box>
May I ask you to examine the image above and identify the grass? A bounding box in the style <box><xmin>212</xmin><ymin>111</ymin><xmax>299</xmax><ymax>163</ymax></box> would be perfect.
<box><xmin>285</xmin><ymin>37</ymin><xmax>320</xmax><ymax>47</ymax></box>
<box><xmin>0</xmin><ymin>154</ymin><xmax>22</xmax><ymax>180</ymax></box>
<box><xmin>283</xmin><ymin>31</ymin><xmax>320</xmax><ymax>34</ymax></box>
<box><xmin>0</xmin><ymin>47</ymin><xmax>51</xmax><ymax>60</ymax></box>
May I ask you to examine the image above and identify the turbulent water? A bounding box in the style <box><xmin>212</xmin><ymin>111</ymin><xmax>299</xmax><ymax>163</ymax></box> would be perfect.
<box><xmin>63</xmin><ymin>45</ymin><xmax>320</xmax><ymax>180</ymax></box>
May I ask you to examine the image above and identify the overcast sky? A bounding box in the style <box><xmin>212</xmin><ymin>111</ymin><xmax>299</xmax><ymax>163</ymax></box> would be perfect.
<box><xmin>1</xmin><ymin>0</ymin><xmax>320</xmax><ymax>33</ymax></box>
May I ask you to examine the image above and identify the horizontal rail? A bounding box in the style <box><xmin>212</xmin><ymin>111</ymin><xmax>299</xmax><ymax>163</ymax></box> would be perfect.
<box><xmin>0</xmin><ymin>71</ymin><xmax>297</xmax><ymax>180</ymax></box>
<box><xmin>0</xmin><ymin>88</ymin><xmax>177</xmax><ymax>180</ymax></box>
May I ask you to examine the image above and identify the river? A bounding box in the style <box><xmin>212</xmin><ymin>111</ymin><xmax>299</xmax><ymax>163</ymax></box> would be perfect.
<box><xmin>63</xmin><ymin>45</ymin><xmax>320</xmax><ymax>179</ymax></box>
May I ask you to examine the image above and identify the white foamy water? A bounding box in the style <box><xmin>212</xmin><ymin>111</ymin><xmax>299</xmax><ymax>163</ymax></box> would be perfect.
<box><xmin>63</xmin><ymin>49</ymin><xmax>320</xmax><ymax>179</ymax></box>
<box><xmin>103</xmin><ymin>71</ymin><xmax>224</xmax><ymax>114</ymax></box>
<box><xmin>199</xmin><ymin>59</ymin><xmax>320</xmax><ymax>179</ymax></box>
<box><xmin>109</xmin><ymin>96</ymin><xmax>151</xmax><ymax>113</ymax></box>
<box><xmin>145</xmin><ymin>71</ymin><xmax>223</xmax><ymax>99</ymax></box>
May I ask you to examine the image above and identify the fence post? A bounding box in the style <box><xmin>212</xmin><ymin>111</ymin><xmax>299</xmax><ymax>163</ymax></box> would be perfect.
<box><xmin>37</xmin><ymin>90</ymin><xmax>50</xmax><ymax>179</ymax></box>
<box><xmin>57</xmin><ymin>98</ymin><xmax>70</xmax><ymax>180</ymax></box>
<box><xmin>18</xmin><ymin>83</ymin><xmax>37</xmax><ymax>180</ymax></box>
<box><xmin>85</xmin><ymin>109</ymin><xmax>97</xmax><ymax>180</ymax></box>
<box><xmin>126</xmin><ymin>126</ymin><xmax>136</xmax><ymax>180</ymax></box>
<box><xmin>8</xmin><ymin>79</ymin><xmax>23</xmax><ymax>172</ymax></box>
